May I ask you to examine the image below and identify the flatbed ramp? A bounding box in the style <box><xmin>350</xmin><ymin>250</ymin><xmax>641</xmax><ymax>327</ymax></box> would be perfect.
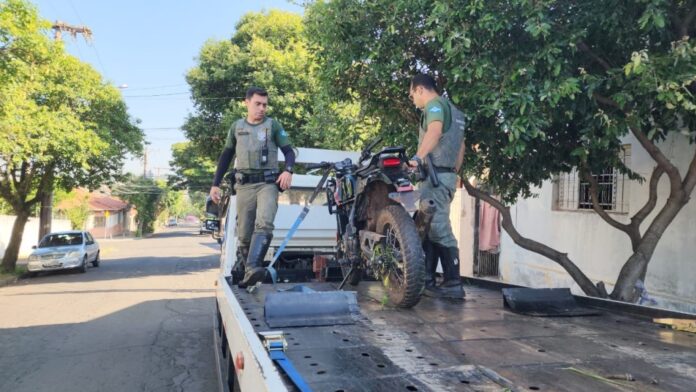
<box><xmin>226</xmin><ymin>279</ymin><xmax>696</xmax><ymax>391</ymax></box>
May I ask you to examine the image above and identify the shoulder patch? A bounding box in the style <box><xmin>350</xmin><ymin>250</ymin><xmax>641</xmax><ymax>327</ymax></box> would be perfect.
<box><xmin>429</xmin><ymin>106</ymin><xmax>442</xmax><ymax>113</ymax></box>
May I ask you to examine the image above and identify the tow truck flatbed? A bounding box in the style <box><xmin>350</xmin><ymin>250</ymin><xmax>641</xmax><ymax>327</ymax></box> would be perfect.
<box><xmin>216</xmin><ymin>277</ymin><xmax>696</xmax><ymax>392</ymax></box>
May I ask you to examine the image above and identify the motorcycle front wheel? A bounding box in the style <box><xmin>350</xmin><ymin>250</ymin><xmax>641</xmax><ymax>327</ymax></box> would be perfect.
<box><xmin>375</xmin><ymin>205</ymin><xmax>425</xmax><ymax>308</ymax></box>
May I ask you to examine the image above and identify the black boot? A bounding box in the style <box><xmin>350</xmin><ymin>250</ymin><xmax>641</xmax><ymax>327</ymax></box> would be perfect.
<box><xmin>423</xmin><ymin>240</ymin><xmax>440</xmax><ymax>297</ymax></box>
<box><xmin>238</xmin><ymin>233</ymin><xmax>272</xmax><ymax>288</ymax></box>
<box><xmin>437</xmin><ymin>245</ymin><xmax>465</xmax><ymax>299</ymax></box>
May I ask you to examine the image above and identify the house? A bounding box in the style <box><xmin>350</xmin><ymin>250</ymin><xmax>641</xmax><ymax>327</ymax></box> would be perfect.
<box><xmin>56</xmin><ymin>189</ymin><xmax>137</xmax><ymax>239</ymax></box>
<box><xmin>452</xmin><ymin>132</ymin><xmax>696</xmax><ymax>314</ymax></box>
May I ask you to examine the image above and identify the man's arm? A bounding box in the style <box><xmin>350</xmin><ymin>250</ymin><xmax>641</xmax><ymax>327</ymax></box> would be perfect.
<box><xmin>415</xmin><ymin>121</ymin><xmax>443</xmax><ymax>159</ymax></box>
<box><xmin>276</xmin><ymin>145</ymin><xmax>295</xmax><ymax>190</ymax></box>
<box><xmin>273</xmin><ymin>120</ymin><xmax>294</xmax><ymax>190</ymax></box>
<box><xmin>210</xmin><ymin>126</ymin><xmax>236</xmax><ymax>203</ymax></box>
<box><xmin>210</xmin><ymin>147</ymin><xmax>234</xmax><ymax>204</ymax></box>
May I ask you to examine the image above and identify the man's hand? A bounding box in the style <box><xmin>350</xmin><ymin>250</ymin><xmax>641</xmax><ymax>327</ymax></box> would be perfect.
<box><xmin>276</xmin><ymin>171</ymin><xmax>293</xmax><ymax>190</ymax></box>
<box><xmin>408</xmin><ymin>160</ymin><xmax>419</xmax><ymax>169</ymax></box>
<box><xmin>210</xmin><ymin>186</ymin><xmax>222</xmax><ymax>204</ymax></box>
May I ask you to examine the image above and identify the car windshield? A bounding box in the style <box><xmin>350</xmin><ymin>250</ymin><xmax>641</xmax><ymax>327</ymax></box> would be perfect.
<box><xmin>39</xmin><ymin>233</ymin><xmax>83</xmax><ymax>248</ymax></box>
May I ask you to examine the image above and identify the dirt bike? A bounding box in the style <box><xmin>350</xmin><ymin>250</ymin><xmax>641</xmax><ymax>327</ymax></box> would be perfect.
<box><xmin>306</xmin><ymin>138</ymin><xmax>438</xmax><ymax>308</ymax></box>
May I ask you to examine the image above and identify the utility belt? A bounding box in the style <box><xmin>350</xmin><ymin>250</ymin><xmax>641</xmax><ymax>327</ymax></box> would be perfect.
<box><xmin>433</xmin><ymin>166</ymin><xmax>455</xmax><ymax>173</ymax></box>
<box><xmin>234</xmin><ymin>170</ymin><xmax>279</xmax><ymax>185</ymax></box>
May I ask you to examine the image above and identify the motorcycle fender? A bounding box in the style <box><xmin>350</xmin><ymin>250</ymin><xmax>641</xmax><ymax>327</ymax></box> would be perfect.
<box><xmin>388</xmin><ymin>190</ymin><xmax>421</xmax><ymax>213</ymax></box>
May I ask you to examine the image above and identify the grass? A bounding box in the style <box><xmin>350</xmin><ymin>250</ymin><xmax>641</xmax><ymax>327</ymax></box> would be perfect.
<box><xmin>0</xmin><ymin>265</ymin><xmax>28</xmax><ymax>281</ymax></box>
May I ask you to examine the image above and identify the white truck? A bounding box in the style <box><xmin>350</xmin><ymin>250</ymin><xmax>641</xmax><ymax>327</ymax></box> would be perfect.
<box><xmin>212</xmin><ymin>148</ymin><xmax>696</xmax><ymax>392</ymax></box>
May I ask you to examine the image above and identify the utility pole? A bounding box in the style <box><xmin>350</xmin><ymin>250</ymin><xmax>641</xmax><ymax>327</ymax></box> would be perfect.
<box><xmin>143</xmin><ymin>149</ymin><xmax>148</xmax><ymax>178</ymax></box>
<box><xmin>39</xmin><ymin>21</ymin><xmax>93</xmax><ymax>241</ymax></box>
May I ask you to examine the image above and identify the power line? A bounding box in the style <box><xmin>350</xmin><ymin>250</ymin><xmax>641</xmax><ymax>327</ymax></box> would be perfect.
<box><xmin>122</xmin><ymin>83</ymin><xmax>189</xmax><ymax>91</ymax></box>
<box><xmin>123</xmin><ymin>92</ymin><xmax>189</xmax><ymax>97</ymax></box>
<box><xmin>66</xmin><ymin>0</ymin><xmax>109</xmax><ymax>79</ymax></box>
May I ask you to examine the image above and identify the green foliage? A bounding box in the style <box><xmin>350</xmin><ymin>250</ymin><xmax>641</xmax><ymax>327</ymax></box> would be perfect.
<box><xmin>305</xmin><ymin>0</ymin><xmax>442</xmax><ymax>150</ymax></box>
<box><xmin>168</xmin><ymin>142</ymin><xmax>216</xmax><ymax>191</ymax></box>
<box><xmin>0</xmin><ymin>0</ymin><xmax>144</xmax><ymax>204</ymax></box>
<box><xmin>54</xmin><ymin>189</ymin><xmax>90</xmax><ymax>230</ymax></box>
<box><xmin>112</xmin><ymin>176</ymin><xmax>163</xmax><ymax>236</ymax></box>
<box><xmin>183</xmin><ymin>9</ymin><xmax>378</xmax><ymax>166</ymax></box>
<box><xmin>305</xmin><ymin>0</ymin><xmax>696</xmax><ymax>204</ymax></box>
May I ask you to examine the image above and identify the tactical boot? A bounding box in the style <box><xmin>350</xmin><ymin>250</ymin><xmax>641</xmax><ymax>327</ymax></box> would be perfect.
<box><xmin>437</xmin><ymin>245</ymin><xmax>465</xmax><ymax>299</ymax></box>
<box><xmin>422</xmin><ymin>240</ymin><xmax>441</xmax><ymax>297</ymax></box>
<box><xmin>238</xmin><ymin>232</ymin><xmax>272</xmax><ymax>288</ymax></box>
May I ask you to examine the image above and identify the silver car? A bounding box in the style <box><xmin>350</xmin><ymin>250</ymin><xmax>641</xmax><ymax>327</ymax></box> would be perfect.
<box><xmin>27</xmin><ymin>231</ymin><xmax>100</xmax><ymax>275</ymax></box>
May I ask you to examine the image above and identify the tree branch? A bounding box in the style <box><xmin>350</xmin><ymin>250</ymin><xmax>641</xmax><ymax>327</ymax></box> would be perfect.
<box><xmin>679</xmin><ymin>6</ymin><xmax>696</xmax><ymax>38</ymax></box>
<box><xmin>592</xmin><ymin>92</ymin><xmax>624</xmax><ymax>111</ymax></box>
<box><xmin>462</xmin><ymin>179</ymin><xmax>603</xmax><ymax>297</ymax></box>
<box><xmin>591</xmin><ymin>93</ymin><xmax>682</xmax><ymax>195</ymax></box>
<box><xmin>580</xmin><ymin>168</ymin><xmax>642</xmax><ymax>251</ymax></box>
<box><xmin>628</xmin><ymin>125</ymin><xmax>682</xmax><ymax>194</ymax></box>
<box><xmin>682</xmin><ymin>148</ymin><xmax>696</xmax><ymax>195</ymax></box>
<box><xmin>580</xmin><ymin>168</ymin><xmax>634</xmax><ymax>236</ymax></box>
<box><xmin>631</xmin><ymin>165</ymin><xmax>665</xmax><ymax>226</ymax></box>
<box><xmin>577</xmin><ymin>40</ymin><xmax>612</xmax><ymax>72</ymax></box>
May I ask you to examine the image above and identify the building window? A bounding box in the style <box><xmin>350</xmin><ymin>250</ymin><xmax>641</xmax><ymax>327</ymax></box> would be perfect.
<box><xmin>554</xmin><ymin>145</ymin><xmax>630</xmax><ymax>213</ymax></box>
<box><xmin>94</xmin><ymin>216</ymin><xmax>105</xmax><ymax>227</ymax></box>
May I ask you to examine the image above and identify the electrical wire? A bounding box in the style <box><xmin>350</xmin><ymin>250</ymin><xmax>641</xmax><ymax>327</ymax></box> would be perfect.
<box><xmin>67</xmin><ymin>0</ymin><xmax>109</xmax><ymax>79</ymax></box>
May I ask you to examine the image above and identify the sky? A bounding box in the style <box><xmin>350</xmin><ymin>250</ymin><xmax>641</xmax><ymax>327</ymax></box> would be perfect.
<box><xmin>32</xmin><ymin>0</ymin><xmax>304</xmax><ymax>178</ymax></box>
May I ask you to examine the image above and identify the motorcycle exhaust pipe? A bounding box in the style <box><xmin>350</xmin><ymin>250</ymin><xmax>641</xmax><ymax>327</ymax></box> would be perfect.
<box><xmin>415</xmin><ymin>198</ymin><xmax>436</xmax><ymax>241</ymax></box>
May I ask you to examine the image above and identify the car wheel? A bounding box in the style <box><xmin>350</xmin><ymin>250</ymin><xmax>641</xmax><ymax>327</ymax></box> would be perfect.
<box><xmin>92</xmin><ymin>252</ymin><xmax>100</xmax><ymax>267</ymax></box>
<box><xmin>79</xmin><ymin>256</ymin><xmax>88</xmax><ymax>273</ymax></box>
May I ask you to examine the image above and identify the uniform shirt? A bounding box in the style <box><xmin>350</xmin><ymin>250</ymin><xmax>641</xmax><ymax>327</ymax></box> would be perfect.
<box><xmin>420</xmin><ymin>96</ymin><xmax>451</xmax><ymax>134</ymax></box>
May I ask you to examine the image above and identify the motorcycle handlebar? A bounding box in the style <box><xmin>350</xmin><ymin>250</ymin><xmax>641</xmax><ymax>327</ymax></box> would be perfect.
<box><xmin>305</xmin><ymin>162</ymin><xmax>331</xmax><ymax>170</ymax></box>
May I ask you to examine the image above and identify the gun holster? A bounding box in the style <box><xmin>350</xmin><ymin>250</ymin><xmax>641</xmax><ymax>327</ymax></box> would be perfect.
<box><xmin>264</xmin><ymin>170</ymin><xmax>284</xmax><ymax>193</ymax></box>
<box><xmin>226</xmin><ymin>170</ymin><xmax>237</xmax><ymax>196</ymax></box>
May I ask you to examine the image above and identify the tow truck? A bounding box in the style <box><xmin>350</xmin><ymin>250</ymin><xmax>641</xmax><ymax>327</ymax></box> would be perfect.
<box><xmin>213</xmin><ymin>148</ymin><xmax>696</xmax><ymax>392</ymax></box>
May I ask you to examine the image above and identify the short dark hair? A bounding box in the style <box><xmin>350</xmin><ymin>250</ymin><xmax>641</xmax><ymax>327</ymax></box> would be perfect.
<box><xmin>245</xmin><ymin>87</ymin><xmax>268</xmax><ymax>100</ymax></box>
<box><xmin>410</xmin><ymin>74</ymin><xmax>437</xmax><ymax>91</ymax></box>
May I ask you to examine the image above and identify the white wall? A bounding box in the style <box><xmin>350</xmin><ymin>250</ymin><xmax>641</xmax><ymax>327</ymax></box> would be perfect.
<box><xmin>483</xmin><ymin>133</ymin><xmax>696</xmax><ymax>313</ymax></box>
<box><xmin>0</xmin><ymin>215</ymin><xmax>72</xmax><ymax>259</ymax></box>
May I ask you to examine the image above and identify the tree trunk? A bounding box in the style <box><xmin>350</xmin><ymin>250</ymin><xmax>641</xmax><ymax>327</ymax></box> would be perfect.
<box><xmin>1</xmin><ymin>208</ymin><xmax>31</xmax><ymax>273</ymax></box>
<box><xmin>38</xmin><ymin>190</ymin><xmax>53</xmax><ymax>242</ymax></box>
<box><xmin>610</xmin><ymin>192</ymin><xmax>689</xmax><ymax>301</ymax></box>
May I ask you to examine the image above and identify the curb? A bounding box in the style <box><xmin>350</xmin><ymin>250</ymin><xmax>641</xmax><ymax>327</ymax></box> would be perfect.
<box><xmin>0</xmin><ymin>275</ymin><xmax>18</xmax><ymax>288</ymax></box>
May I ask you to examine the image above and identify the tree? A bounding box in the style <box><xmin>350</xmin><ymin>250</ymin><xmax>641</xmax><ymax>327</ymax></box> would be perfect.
<box><xmin>0</xmin><ymin>0</ymin><xmax>144</xmax><ymax>271</ymax></box>
<box><xmin>112</xmin><ymin>176</ymin><xmax>163</xmax><ymax>236</ymax></box>
<box><xmin>305</xmin><ymin>0</ymin><xmax>696</xmax><ymax>302</ymax></box>
<box><xmin>183</xmin><ymin>9</ymin><xmax>378</xmax><ymax>166</ymax></box>
<box><xmin>168</xmin><ymin>142</ymin><xmax>216</xmax><ymax>191</ymax></box>
<box><xmin>54</xmin><ymin>189</ymin><xmax>90</xmax><ymax>230</ymax></box>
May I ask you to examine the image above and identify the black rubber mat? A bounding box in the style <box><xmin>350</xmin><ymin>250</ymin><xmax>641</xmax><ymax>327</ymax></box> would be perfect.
<box><xmin>502</xmin><ymin>288</ymin><xmax>601</xmax><ymax>317</ymax></box>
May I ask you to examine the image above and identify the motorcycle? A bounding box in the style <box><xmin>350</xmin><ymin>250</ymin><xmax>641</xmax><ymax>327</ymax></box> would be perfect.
<box><xmin>307</xmin><ymin>138</ymin><xmax>437</xmax><ymax>308</ymax></box>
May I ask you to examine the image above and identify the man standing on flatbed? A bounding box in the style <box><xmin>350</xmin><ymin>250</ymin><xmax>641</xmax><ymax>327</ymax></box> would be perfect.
<box><xmin>210</xmin><ymin>87</ymin><xmax>296</xmax><ymax>288</ymax></box>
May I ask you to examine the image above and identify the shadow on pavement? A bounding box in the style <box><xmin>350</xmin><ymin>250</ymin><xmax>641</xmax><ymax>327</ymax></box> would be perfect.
<box><xmin>16</xmin><ymin>254</ymin><xmax>219</xmax><ymax>286</ymax></box>
<box><xmin>0</xmin><ymin>298</ymin><xmax>217</xmax><ymax>392</ymax></box>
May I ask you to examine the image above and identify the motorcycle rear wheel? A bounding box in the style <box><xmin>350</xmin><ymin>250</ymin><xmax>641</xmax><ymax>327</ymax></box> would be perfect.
<box><xmin>375</xmin><ymin>205</ymin><xmax>425</xmax><ymax>308</ymax></box>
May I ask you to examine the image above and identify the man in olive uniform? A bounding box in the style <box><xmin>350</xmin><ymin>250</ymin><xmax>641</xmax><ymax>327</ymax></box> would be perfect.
<box><xmin>408</xmin><ymin>74</ymin><xmax>466</xmax><ymax>299</ymax></box>
<box><xmin>210</xmin><ymin>87</ymin><xmax>295</xmax><ymax>288</ymax></box>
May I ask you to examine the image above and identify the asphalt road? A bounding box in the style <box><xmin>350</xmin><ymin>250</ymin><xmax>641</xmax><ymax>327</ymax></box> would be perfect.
<box><xmin>0</xmin><ymin>227</ymin><xmax>221</xmax><ymax>392</ymax></box>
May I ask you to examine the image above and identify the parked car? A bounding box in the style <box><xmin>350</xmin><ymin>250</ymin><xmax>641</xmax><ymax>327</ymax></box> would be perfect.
<box><xmin>199</xmin><ymin>221</ymin><xmax>213</xmax><ymax>236</ymax></box>
<box><xmin>26</xmin><ymin>231</ymin><xmax>100</xmax><ymax>275</ymax></box>
<box><xmin>167</xmin><ymin>217</ymin><xmax>178</xmax><ymax>227</ymax></box>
